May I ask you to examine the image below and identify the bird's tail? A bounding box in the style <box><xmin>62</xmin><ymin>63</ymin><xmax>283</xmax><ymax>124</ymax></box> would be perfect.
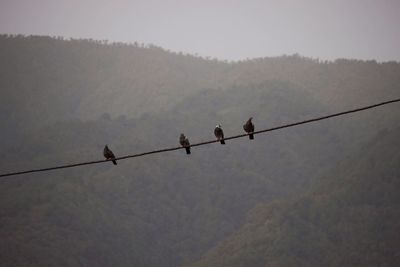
<box><xmin>185</xmin><ymin>147</ymin><xmax>191</xmax><ymax>154</ymax></box>
<box><xmin>112</xmin><ymin>160</ymin><xmax>117</xmax><ymax>165</ymax></box>
<box><xmin>249</xmin><ymin>134</ymin><xmax>254</xmax><ymax>140</ymax></box>
<box><xmin>220</xmin><ymin>139</ymin><xmax>225</xmax><ymax>145</ymax></box>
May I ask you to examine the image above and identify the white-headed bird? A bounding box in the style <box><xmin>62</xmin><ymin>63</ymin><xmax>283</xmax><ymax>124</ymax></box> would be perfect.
<box><xmin>243</xmin><ymin>117</ymin><xmax>255</xmax><ymax>140</ymax></box>
<box><xmin>103</xmin><ymin>145</ymin><xmax>117</xmax><ymax>165</ymax></box>
<box><xmin>214</xmin><ymin>125</ymin><xmax>225</xmax><ymax>144</ymax></box>
<box><xmin>179</xmin><ymin>133</ymin><xmax>191</xmax><ymax>154</ymax></box>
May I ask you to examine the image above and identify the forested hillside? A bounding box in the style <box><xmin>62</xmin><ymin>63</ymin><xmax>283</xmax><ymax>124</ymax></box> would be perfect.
<box><xmin>0</xmin><ymin>35</ymin><xmax>399</xmax><ymax>266</ymax></box>
<box><xmin>190</xmin><ymin>126</ymin><xmax>400</xmax><ymax>267</ymax></box>
<box><xmin>1</xmin><ymin>34</ymin><xmax>399</xmax><ymax>135</ymax></box>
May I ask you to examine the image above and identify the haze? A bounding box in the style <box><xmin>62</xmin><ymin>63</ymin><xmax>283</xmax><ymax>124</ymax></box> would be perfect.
<box><xmin>1</xmin><ymin>0</ymin><xmax>399</xmax><ymax>61</ymax></box>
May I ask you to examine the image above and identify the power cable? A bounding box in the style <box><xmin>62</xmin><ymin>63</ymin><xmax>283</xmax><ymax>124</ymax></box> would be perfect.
<box><xmin>1</xmin><ymin>98</ymin><xmax>399</xmax><ymax>178</ymax></box>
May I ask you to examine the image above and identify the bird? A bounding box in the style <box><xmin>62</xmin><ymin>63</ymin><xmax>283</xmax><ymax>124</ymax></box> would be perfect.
<box><xmin>179</xmin><ymin>133</ymin><xmax>191</xmax><ymax>154</ymax></box>
<box><xmin>214</xmin><ymin>124</ymin><xmax>225</xmax><ymax>144</ymax></box>
<box><xmin>243</xmin><ymin>117</ymin><xmax>255</xmax><ymax>140</ymax></box>
<box><xmin>103</xmin><ymin>145</ymin><xmax>117</xmax><ymax>165</ymax></box>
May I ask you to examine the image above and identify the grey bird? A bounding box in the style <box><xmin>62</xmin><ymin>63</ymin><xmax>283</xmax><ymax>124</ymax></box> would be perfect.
<box><xmin>243</xmin><ymin>117</ymin><xmax>255</xmax><ymax>140</ymax></box>
<box><xmin>103</xmin><ymin>145</ymin><xmax>117</xmax><ymax>165</ymax></box>
<box><xmin>214</xmin><ymin>124</ymin><xmax>225</xmax><ymax>144</ymax></box>
<box><xmin>179</xmin><ymin>133</ymin><xmax>191</xmax><ymax>154</ymax></box>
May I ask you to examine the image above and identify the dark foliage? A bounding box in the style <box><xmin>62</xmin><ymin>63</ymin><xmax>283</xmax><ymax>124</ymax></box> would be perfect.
<box><xmin>0</xmin><ymin>35</ymin><xmax>399</xmax><ymax>266</ymax></box>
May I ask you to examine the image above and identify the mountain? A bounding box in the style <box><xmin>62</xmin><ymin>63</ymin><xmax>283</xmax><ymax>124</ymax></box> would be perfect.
<box><xmin>189</xmin><ymin>126</ymin><xmax>400</xmax><ymax>267</ymax></box>
<box><xmin>0</xmin><ymin>34</ymin><xmax>231</xmax><ymax>140</ymax></box>
<box><xmin>2</xmin><ymin>35</ymin><xmax>399</xmax><ymax>138</ymax></box>
<box><xmin>1</xmin><ymin>81</ymin><xmax>339</xmax><ymax>266</ymax></box>
<box><xmin>0</xmin><ymin>35</ymin><xmax>399</xmax><ymax>266</ymax></box>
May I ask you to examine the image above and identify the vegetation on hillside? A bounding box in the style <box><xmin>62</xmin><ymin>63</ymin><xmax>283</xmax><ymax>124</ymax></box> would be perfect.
<box><xmin>0</xmin><ymin>35</ymin><xmax>399</xmax><ymax>266</ymax></box>
<box><xmin>190</xmin><ymin>127</ymin><xmax>400</xmax><ymax>267</ymax></box>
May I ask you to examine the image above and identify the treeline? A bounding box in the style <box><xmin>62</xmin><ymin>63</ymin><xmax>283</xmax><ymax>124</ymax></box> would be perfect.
<box><xmin>0</xmin><ymin>35</ymin><xmax>399</xmax><ymax>266</ymax></box>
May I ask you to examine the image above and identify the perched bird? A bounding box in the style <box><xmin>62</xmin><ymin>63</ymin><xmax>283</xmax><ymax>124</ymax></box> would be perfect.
<box><xmin>179</xmin><ymin>133</ymin><xmax>191</xmax><ymax>154</ymax></box>
<box><xmin>214</xmin><ymin>124</ymin><xmax>225</xmax><ymax>144</ymax></box>
<box><xmin>243</xmin><ymin>117</ymin><xmax>255</xmax><ymax>140</ymax></box>
<box><xmin>103</xmin><ymin>145</ymin><xmax>117</xmax><ymax>165</ymax></box>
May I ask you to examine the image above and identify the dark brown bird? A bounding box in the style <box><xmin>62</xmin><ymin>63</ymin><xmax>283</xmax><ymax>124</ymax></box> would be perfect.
<box><xmin>179</xmin><ymin>133</ymin><xmax>191</xmax><ymax>154</ymax></box>
<box><xmin>103</xmin><ymin>145</ymin><xmax>117</xmax><ymax>165</ymax></box>
<box><xmin>243</xmin><ymin>117</ymin><xmax>255</xmax><ymax>140</ymax></box>
<box><xmin>214</xmin><ymin>124</ymin><xmax>225</xmax><ymax>144</ymax></box>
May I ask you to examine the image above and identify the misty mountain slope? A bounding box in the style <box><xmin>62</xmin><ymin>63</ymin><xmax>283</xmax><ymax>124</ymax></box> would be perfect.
<box><xmin>0</xmin><ymin>81</ymin><xmax>357</xmax><ymax>267</ymax></box>
<box><xmin>1</xmin><ymin>35</ymin><xmax>400</xmax><ymax>267</ymax></box>
<box><xmin>189</xmin><ymin>126</ymin><xmax>400</xmax><ymax>267</ymax></box>
<box><xmin>227</xmin><ymin>56</ymin><xmax>400</xmax><ymax>110</ymax></box>
<box><xmin>0</xmin><ymin>35</ymin><xmax>228</xmax><ymax>134</ymax></box>
<box><xmin>2</xmin><ymin>35</ymin><xmax>399</xmax><ymax>146</ymax></box>
<box><xmin>2</xmin><ymin>82</ymin><xmax>398</xmax><ymax>267</ymax></box>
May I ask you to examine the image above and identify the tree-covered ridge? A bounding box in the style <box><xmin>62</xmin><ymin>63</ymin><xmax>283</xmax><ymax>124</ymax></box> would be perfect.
<box><xmin>1</xmin><ymin>34</ymin><xmax>399</xmax><ymax>127</ymax></box>
<box><xmin>189</xmin><ymin>126</ymin><xmax>400</xmax><ymax>267</ymax></box>
<box><xmin>0</xmin><ymin>35</ymin><xmax>399</xmax><ymax>266</ymax></box>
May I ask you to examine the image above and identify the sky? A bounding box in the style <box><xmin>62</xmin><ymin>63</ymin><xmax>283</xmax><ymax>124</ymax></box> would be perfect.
<box><xmin>0</xmin><ymin>0</ymin><xmax>399</xmax><ymax>61</ymax></box>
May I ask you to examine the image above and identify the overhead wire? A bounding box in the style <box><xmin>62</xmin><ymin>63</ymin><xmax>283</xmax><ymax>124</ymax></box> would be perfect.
<box><xmin>1</xmin><ymin>98</ymin><xmax>400</xmax><ymax>178</ymax></box>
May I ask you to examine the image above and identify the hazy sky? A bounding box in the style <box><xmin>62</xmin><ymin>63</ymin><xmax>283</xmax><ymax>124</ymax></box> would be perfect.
<box><xmin>1</xmin><ymin>0</ymin><xmax>399</xmax><ymax>61</ymax></box>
